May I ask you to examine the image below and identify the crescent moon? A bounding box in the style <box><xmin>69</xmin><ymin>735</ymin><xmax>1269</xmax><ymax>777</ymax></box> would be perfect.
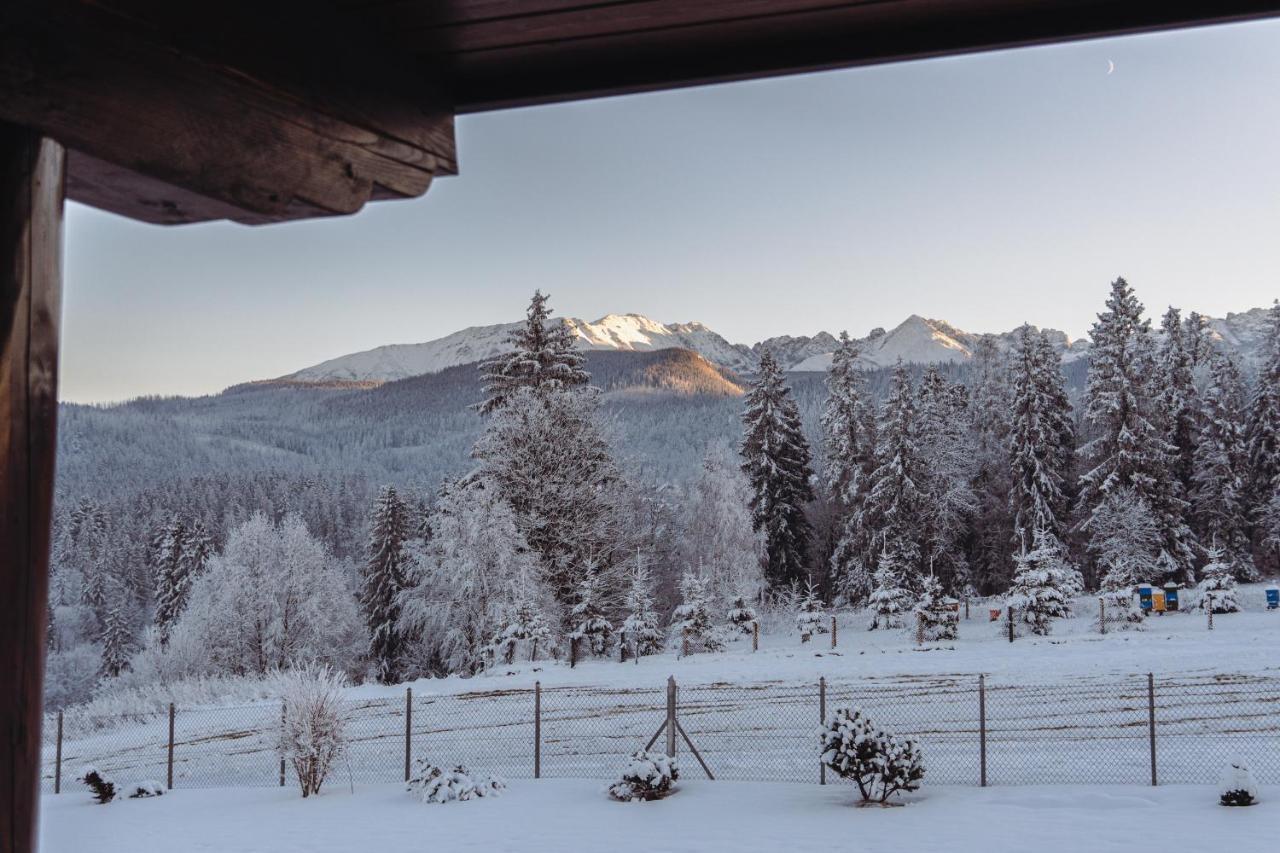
<box><xmin>1107</xmin><ymin>59</ymin><xmax>1115</xmax><ymax>75</ymax></box>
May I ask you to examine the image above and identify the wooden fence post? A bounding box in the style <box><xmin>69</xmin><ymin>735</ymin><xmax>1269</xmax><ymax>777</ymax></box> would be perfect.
<box><xmin>54</xmin><ymin>711</ymin><xmax>63</xmax><ymax>794</ymax></box>
<box><xmin>534</xmin><ymin>682</ymin><xmax>541</xmax><ymax>779</ymax></box>
<box><xmin>570</xmin><ymin>637</ymin><xmax>578</xmax><ymax>668</ymax></box>
<box><xmin>278</xmin><ymin>700</ymin><xmax>286</xmax><ymax>787</ymax></box>
<box><xmin>818</xmin><ymin>677</ymin><xmax>827</xmax><ymax>785</ymax></box>
<box><xmin>964</xmin><ymin>596</ymin><xmax>970</xmax><ymax>621</ymax></box>
<box><xmin>752</xmin><ymin>621</ymin><xmax>758</xmax><ymax>652</ymax></box>
<box><xmin>166</xmin><ymin>703</ymin><xmax>175</xmax><ymax>790</ymax></box>
<box><xmin>978</xmin><ymin>675</ymin><xmax>987</xmax><ymax>787</ymax></box>
<box><xmin>404</xmin><ymin>688</ymin><xmax>412</xmax><ymax>782</ymax></box>
<box><xmin>1207</xmin><ymin>596</ymin><xmax>1214</xmax><ymax>630</ymax></box>
<box><xmin>666</xmin><ymin>676</ymin><xmax>677</xmax><ymax>759</ymax></box>
<box><xmin>830</xmin><ymin>616</ymin><xmax>837</xmax><ymax>649</ymax></box>
<box><xmin>1147</xmin><ymin>673</ymin><xmax>1157</xmax><ymax>786</ymax></box>
<box><xmin>1007</xmin><ymin>606</ymin><xmax>1015</xmax><ymax>643</ymax></box>
<box><xmin>620</xmin><ymin>632</ymin><xmax>627</xmax><ymax>663</ymax></box>
<box><xmin>1099</xmin><ymin>597</ymin><xmax>1106</xmax><ymax>634</ymax></box>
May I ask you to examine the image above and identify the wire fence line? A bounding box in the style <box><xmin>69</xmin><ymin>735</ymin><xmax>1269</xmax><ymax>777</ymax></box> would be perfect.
<box><xmin>41</xmin><ymin>672</ymin><xmax>1280</xmax><ymax>794</ymax></box>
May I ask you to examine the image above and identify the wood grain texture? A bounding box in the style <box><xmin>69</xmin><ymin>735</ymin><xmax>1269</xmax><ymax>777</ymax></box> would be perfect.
<box><xmin>0</xmin><ymin>123</ymin><xmax>64</xmax><ymax>853</ymax></box>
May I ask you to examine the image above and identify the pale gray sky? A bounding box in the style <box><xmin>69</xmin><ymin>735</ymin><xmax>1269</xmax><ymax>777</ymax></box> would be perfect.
<box><xmin>63</xmin><ymin>19</ymin><xmax>1280</xmax><ymax>403</ymax></box>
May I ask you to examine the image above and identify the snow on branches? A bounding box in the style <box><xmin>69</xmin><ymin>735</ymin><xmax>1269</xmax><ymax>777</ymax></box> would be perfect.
<box><xmin>608</xmin><ymin>750</ymin><xmax>679</xmax><ymax>802</ymax></box>
<box><xmin>274</xmin><ymin>663</ymin><xmax>348</xmax><ymax>798</ymax></box>
<box><xmin>407</xmin><ymin>758</ymin><xmax>505</xmax><ymax>804</ymax></box>
<box><xmin>819</xmin><ymin>707</ymin><xmax>924</xmax><ymax>804</ymax></box>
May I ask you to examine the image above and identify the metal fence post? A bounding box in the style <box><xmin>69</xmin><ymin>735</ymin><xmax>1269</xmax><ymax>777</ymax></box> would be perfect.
<box><xmin>167</xmin><ymin>702</ymin><xmax>175</xmax><ymax>790</ymax></box>
<box><xmin>54</xmin><ymin>710</ymin><xmax>63</xmax><ymax>794</ymax></box>
<box><xmin>404</xmin><ymin>687</ymin><xmax>412</xmax><ymax>782</ymax></box>
<box><xmin>830</xmin><ymin>617</ymin><xmax>837</xmax><ymax>649</ymax></box>
<box><xmin>978</xmin><ymin>675</ymin><xmax>987</xmax><ymax>787</ymax></box>
<box><xmin>279</xmin><ymin>700</ymin><xmax>286</xmax><ymax>787</ymax></box>
<box><xmin>666</xmin><ymin>676</ymin><xmax>677</xmax><ymax>759</ymax></box>
<box><xmin>1147</xmin><ymin>673</ymin><xmax>1157</xmax><ymax>786</ymax></box>
<box><xmin>534</xmin><ymin>681</ymin><xmax>542</xmax><ymax>779</ymax></box>
<box><xmin>819</xmin><ymin>677</ymin><xmax>827</xmax><ymax>785</ymax></box>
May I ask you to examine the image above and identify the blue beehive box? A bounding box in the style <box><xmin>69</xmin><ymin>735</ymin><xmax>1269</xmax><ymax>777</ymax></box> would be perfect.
<box><xmin>1138</xmin><ymin>584</ymin><xmax>1154</xmax><ymax>611</ymax></box>
<box><xmin>1267</xmin><ymin>587</ymin><xmax>1279</xmax><ymax>610</ymax></box>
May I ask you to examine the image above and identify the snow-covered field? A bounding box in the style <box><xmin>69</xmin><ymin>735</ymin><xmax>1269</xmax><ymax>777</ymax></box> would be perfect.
<box><xmin>42</xmin><ymin>591</ymin><xmax>1280</xmax><ymax>794</ymax></box>
<box><xmin>41</xmin><ymin>779</ymin><xmax>1278</xmax><ymax>853</ymax></box>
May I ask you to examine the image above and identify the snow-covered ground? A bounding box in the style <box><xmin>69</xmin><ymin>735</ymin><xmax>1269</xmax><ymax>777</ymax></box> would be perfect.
<box><xmin>41</xmin><ymin>779</ymin><xmax>1278</xmax><ymax>853</ymax></box>
<box><xmin>41</xmin><ymin>590</ymin><xmax>1280</xmax><ymax>794</ymax></box>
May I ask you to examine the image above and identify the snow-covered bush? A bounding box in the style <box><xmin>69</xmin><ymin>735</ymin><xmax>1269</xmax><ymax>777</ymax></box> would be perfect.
<box><xmin>1098</xmin><ymin>559</ymin><xmax>1144</xmax><ymax>628</ymax></box>
<box><xmin>128</xmin><ymin>780</ymin><xmax>166</xmax><ymax>799</ymax></box>
<box><xmin>620</xmin><ymin>561</ymin><xmax>664</xmax><ymax>657</ymax></box>
<box><xmin>1005</xmin><ymin>531</ymin><xmax>1074</xmax><ymax>636</ymax></box>
<box><xmin>796</xmin><ymin>581</ymin><xmax>827</xmax><ymax>643</ymax></box>
<box><xmin>274</xmin><ymin>663</ymin><xmax>347</xmax><ymax>798</ymax></box>
<box><xmin>1197</xmin><ymin>546</ymin><xmax>1240</xmax><ymax>614</ymax></box>
<box><xmin>78</xmin><ymin>766</ymin><xmax>117</xmax><ymax>804</ymax></box>
<box><xmin>608</xmin><ymin>750</ymin><xmax>679</xmax><ymax>802</ymax></box>
<box><xmin>726</xmin><ymin>594</ymin><xmax>758</xmax><ymax>635</ymax></box>
<box><xmin>568</xmin><ymin>571</ymin><xmax>615</xmax><ymax>658</ymax></box>
<box><xmin>407</xmin><ymin>758</ymin><xmax>505</xmax><ymax>803</ymax></box>
<box><xmin>1218</xmin><ymin>762</ymin><xmax>1259</xmax><ymax>806</ymax></box>
<box><xmin>671</xmin><ymin>572</ymin><xmax>724</xmax><ymax>654</ymax></box>
<box><xmin>913</xmin><ymin>576</ymin><xmax>957</xmax><ymax>642</ymax></box>
<box><xmin>867</xmin><ymin>552</ymin><xmax>909</xmax><ymax>631</ymax></box>
<box><xmin>819</xmin><ymin>707</ymin><xmax>924</xmax><ymax>804</ymax></box>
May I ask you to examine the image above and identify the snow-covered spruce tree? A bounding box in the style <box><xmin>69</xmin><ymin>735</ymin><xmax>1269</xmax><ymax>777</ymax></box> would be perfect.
<box><xmin>398</xmin><ymin>479</ymin><xmax>541</xmax><ymax>675</ymax></box>
<box><xmin>863</xmin><ymin>362</ymin><xmax>925</xmax><ymax>588</ymax></box>
<box><xmin>274</xmin><ymin>663</ymin><xmax>347</xmax><ymax>798</ymax></box>
<box><xmin>1192</xmin><ymin>353</ymin><xmax>1256</xmax><ymax>580</ymax></box>
<box><xmin>867</xmin><ymin>546</ymin><xmax>910</xmax><ymax>631</ymax></box>
<box><xmin>915</xmin><ymin>367</ymin><xmax>976</xmax><ymax>592</ymax></box>
<box><xmin>620</xmin><ymin>558</ymin><xmax>664</xmax><ymax>657</ymax></box>
<box><xmin>968</xmin><ymin>337</ymin><xmax>1017</xmax><ymax>594</ymax></box>
<box><xmin>1008</xmin><ymin>326</ymin><xmax>1075</xmax><ymax>548</ymax></box>
<box><xmin>490</xmin><ymin>567</ymin><xmax>554</xmax><ymax>665</ymax></box>
<box><xmin>671</xmin><ymin>571</ymin><xmax>723</xmax><ymax>654</ymax></box>
<box><xmin>1196</xmin><ymin>544</ymin><xmax>1240</xmax><ymax>614</ymax></box>
<box><xmin>823</xmin><ymin>331</ymin><xmax>878</xmax><ymax>602</ymax></box>
<box><xmin>151</xmin><ymin>515</ymin><xmax>189</xmax><ymax>646</ymax></box>
<box><xmin>609</xmin><ymin>751</ymin><xmax>679</xmax><ymax>802</ymax></box>
<box><xmin>1157</xmin><ymin>307</ymin><xmax>1201</xmax><ymax>502</ymax></box>
<box><xmin>679</xmin><ymin>445</ymin><xmax>765</xmax><ymax>605</ymax></box>
<box><xmin>1246</xmin><ymin>302</ymin><xmax>1280</xmax><ymax>569</ymax></box>
<box><xmin>568</xmin><ymin>568</ymin><xmax>615</xmax><ymax>657</ymax></box>
<box><xmin>362</xmin><ymin>485</ymin><xmax>415</xmax><ymax>683</ymax></box>
<box><xmin>740</xmin><ymin>349</ymin><xmax>815</xmax><ymax>591</ymax></box>
<box><xmin>727</xmin><ymin>594</ymin><xmax>759</xmax><ymax>635</ymax></box>
<box><xmin>477</xmin><ymin>289</ymin><xmax>589</xmax><ymax>416</ymax></box>
<box><xmin>407</xmin><ymin>760</ymin><xmax>505</xmax><ymax>803</ymax></box>
<box><xmin>795</xmin><ymin>580</ymin><xmax>827</xmax><ymax>642</ymax></box>
<box><xmin>1098</xmin><ymin>557</ymin><xmax>1144</xmax><ymax>627</ymax></box>
<box><xmin>1005</xmin><ymin>529</ymin><xmax>1074</xmax><ymax>637</ymax></box>
<box><xmin>1077</xmin><ymin>278</ymin><xmax>1197</xmax><ymax>583</ymax></box>
<box><xmin>819</xmin><ymin>707</ymin><xmax>924</xmax><ymax>804</ymax></box>
<box><xmin>913</xmin><ymin>575</ymin><xmax>957</xmax><ymax>642</ymax></box>
<box><xmin>99</xmin><ymin>578</ymin><xmax>136</xmax><ymax>678</ymax></box>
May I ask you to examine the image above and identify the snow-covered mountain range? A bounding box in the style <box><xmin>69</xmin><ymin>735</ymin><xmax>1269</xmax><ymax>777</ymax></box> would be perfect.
<box><xmin>283</xmin><ymin>307</ymin><xmax>1274</xmax><ymax>384</ymax></box>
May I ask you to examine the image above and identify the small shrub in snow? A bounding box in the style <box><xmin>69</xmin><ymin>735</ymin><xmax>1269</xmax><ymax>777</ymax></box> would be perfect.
<box><xmin>727</xmin><ymin>594</ymin><xmax>758</xmax><ymax>635</ymax></box>
<box><xmin>274</xmin><ymin>663</ymin><xmax>348</xmax><ymax>798</ymax></box>
<box><xmin>128</xmin><ymin>780</ymin><xmax>166</xmax><ymax>799</ymax></box>
<box><xmin>1098</xmin><ymin>559</ymin><xmax>1144</xmax><ymax>628</ymax></box>
<box><xmin>819</xmin><ymin>707</ymin><xmax>924</xmax><ymax>804</ymax></box>
<box><xmin>78</xmin><ymin>766</ymin><xmax>117</xmax><ymax>804</ymax></box>
<box><xmin>913</xmin><ymin>576</ymin><xmax>957</xmax><ymax>642</ymax></box>
<box><xmin>407</xmin><ymin>758</ymin><xmax>505</xmax><ymax>803</ymax></box>
<box><xmin>867</xmin><ymin>552</ymin><xmax>909</xmax><ymax>631</ymax></box>
<box><xmin>608</xmin><ymin>750</ymin><xmax>679</xmax><ymax>802</ymax></box>
<box><xmin>621</xmin><ymin>561</ymin><xmax>665</xmax><ymax>657</ymax></box>
<box><xmin>672</xmin><ymin>572</ymin><xmax>724</xmax><ymax>654</ymax></box>
<box><xmin>568</xmin><ymin>572</ymin><xmax>615</xmax><ymax>657</ymax></box>
<box><xmin>1197</xmin><ymin>546</ymin><xmax>1240</xmax><ymax>614</ymax></box>
<box><xmin>796</xmin><ymin>581</ymin><xmax>827</xmax><ymax>643</ymax></box>
<box><xmin>1218</xmin><ymin>761</ymin><xmax>1259</xmax><ymax>806</ymax></box>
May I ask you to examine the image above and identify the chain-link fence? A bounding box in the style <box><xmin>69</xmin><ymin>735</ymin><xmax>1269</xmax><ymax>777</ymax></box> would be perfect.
<box><xmin>40</xmin><ymin>672</ymin><xmax>1280</xmax><ymax>794</ymax></box>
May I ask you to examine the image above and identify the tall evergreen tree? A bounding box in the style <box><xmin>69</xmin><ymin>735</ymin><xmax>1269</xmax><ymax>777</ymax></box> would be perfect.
<box><xmin>967</xmin><ymin>337</ymin><xmax>1016</xmax><ymax>593</ymax></box>
<box><xmin>1077</xmin><ymin>278</ymin><xmax>1197</xmax><ymax>578</ymax></box>
<box><xmin>363</xmin><ymin>486</ymin><xmax>414</xmax><ymax>683</ymax></box>
<box><xmin>152</xmin><ymin>515</ymin><xmax>189</xmax><ymax>646</ymax></box>
<box><xmin>477</xmin><ymin>290</ymin><xmax>590</xmax><ymax>415</ymax></box>
<box><xmin>740</xmin><ymin>350</ymin><xmax>815</xmax><ymax>590</ymax></box>
<box><xmin>822</xmin><ymin>332</ymin><xmax>877</xmax><ymax>601</ymax></box>
<box><xmin>1157</xmin><ymin>307</ymin><xmax>1200</xmax><ymax>503</ymax></box>
<box><xmin>1246</xmin><ymin>301</ymin><xmax>1280</xmax><ymax>569</ymax></box>
<box><xmin>1193</xmin><ymin>354</ymin><xmax>1255</xmax><ymax>579</ymax></box>
<box><xmin>915</xmin><ymin>367</ymin><xmax>976</xmax><ymax>590</ymax></box>
<box><xmin>863</xmin><ymin>362</ymin><xmax>924</xmax><ymax>586</ymax></box>
<box><xmin>1008</xmin><ymin>326</ymin><xmax>1074</xmax><ymax>547</ymax></box>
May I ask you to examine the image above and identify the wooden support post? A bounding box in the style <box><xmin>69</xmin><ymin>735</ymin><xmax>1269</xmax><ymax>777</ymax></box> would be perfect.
<box><xmin>819</xmin><ymin>677</ymin><xmax>827</xmax><ymax>785</ymax></box>
<box><xmin>1207</xmin><ymin>596</ymin><xmax>1214</xmax><ymax>630</ymax></box>
<box><xmin>1099</xmin><ymin>597</ymin><xmax>1106</xmax><ymax>634</ymax></box>
<box><xmin>279</xmin><ymin>701</ymin><xmax>286</xmax><ymax>787</ymax></box>
<box><xmin>675</xmin><ymin>720</ymin><xmax>714</xmax><ymax>780</ymax></box>
<box><xmin>534</xmin><ymin>682</ymin><xmax>541</xmax><ymax>779</ymax></box>
<box><xmin>1007</xmin><ymin>605</ymin><xmax>1015</xmax><ymax>643</ymax></box>
<box><xmin>1</xmin><ymin>125</ymin><xmax>64</xmax><ymax>853</ymax></box>
<box><xmin>54</xmin><ymin>711</ymin><xmax>63</xmax><ymax>794</ymax></box>
<box><xmin>666</xmin><ymin>676</ymin><xmax>677</xmax><ymax>759</ymax></box>
<box><xmin>166</xmin><ymin>702</ymin><xmax>176</xmax><ymax>790</ymax></box>
<box><xmin>978</xmin><ymin>675</ymin><xmax>987</xmax><ymax>787</ymax></box>
<box><xmin>1147</xmin><ymin>673</ymin><xmax>1157</xmax><ymax>786</ymax></box>
<box><xmin>404</xmin><ymin>688</ymin><xmax>412</xmax><ymax>782</ymax></box>
<box><xmin>752</xmin><ymin>621</ymin><xmax>759</xmax><ymax>652</ymax></box>
<box><xmin>830</xmin><ymin>616</ymin><xmax>837</xmax><ymax>649</ymax></box>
